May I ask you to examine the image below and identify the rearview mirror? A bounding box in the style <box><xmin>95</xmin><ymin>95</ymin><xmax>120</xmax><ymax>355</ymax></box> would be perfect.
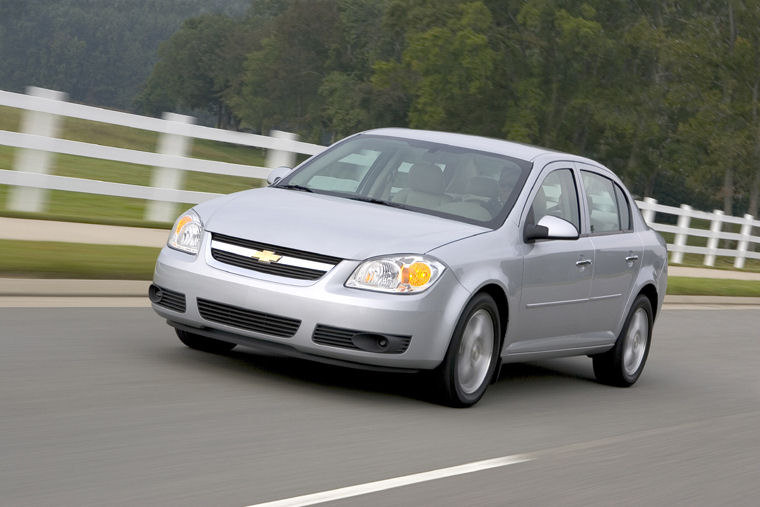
<box><xmin>524</xmin><ymin>215</ymin><xmax>579</xmax><ymax>242</ymax></box>
<box><xmin>267</xmin><ymin>166</ymin><xmax>293</xmax><ymax>186</ymax></box>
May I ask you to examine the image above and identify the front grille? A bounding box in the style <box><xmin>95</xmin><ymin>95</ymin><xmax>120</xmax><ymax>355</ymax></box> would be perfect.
<box><xmin>212</xmin><ymin>233</ymin><xmax>341</xmax><ymax>264</ymax></box>
<box><xmin>150</xmin><ymin>285</ymin><xmax>186</xmax><ymax>313</ymax></box>
<box><xmin>313</xmin><ymin>324</ymin><xmax>412</xmax><ymax>354</ymax></box>
<box><xmin>211</xmin><ymin>249</ymin><xmax>325</xmax><ymax>280</ymax></box>
<box><xmin>210</xmin><ymin>233</ymin><xmax>341</xmax><ymax>281</ymax></box>
<box><xmin>197</xmin><ymin>298</ymin><xmax>301</xmax><ymax>338</ymax></box>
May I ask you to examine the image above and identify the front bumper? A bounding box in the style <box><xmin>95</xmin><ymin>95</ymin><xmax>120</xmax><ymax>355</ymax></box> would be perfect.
<box><xmin>151</xmin><ymin>233</ymin><xmax>471</xmax><ymax>370</ymax></box>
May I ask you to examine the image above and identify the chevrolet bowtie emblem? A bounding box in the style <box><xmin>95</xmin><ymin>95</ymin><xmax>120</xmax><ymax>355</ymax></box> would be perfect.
<box><xmin>251</xmin><ymin>249</ymin><xmax>282</xmax><ymax>263</ymax></box>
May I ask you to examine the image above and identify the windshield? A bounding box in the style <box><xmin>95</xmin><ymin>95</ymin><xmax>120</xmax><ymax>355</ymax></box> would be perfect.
<box><xmin>277</xmin><ymin>134</ymin><xmax>532</xmax><ymax>228</ymax></box>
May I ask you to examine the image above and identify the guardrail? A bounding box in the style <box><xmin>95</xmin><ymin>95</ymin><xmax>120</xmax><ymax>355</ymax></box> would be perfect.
<box><xmin>0</xmin><ymin>87</ymin><xmax>324</xmax><ymax>222</ymax></box>
<box><xmin>0</xmin><ymin>87</ymin><xmax>759</xmax><ymax>268</ymax></box>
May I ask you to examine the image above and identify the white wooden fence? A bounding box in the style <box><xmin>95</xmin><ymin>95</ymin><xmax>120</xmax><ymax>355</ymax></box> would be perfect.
<box><xmin>1</xmin><ymin>87</ymin><xmax>759</xmax><ymax>268</ymax></box>
<box><xmin>0</xmin><ymin>87</ymin><xmax>324</xmax><ymax>222</ymax></box>
<box><xmin>637</xmin><ymin>198</ymin><xmax>760</xmax><ymax>269</ymax></box>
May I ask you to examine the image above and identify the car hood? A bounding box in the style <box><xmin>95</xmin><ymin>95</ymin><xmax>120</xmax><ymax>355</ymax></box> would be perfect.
<box><xmin>200</xmin><ymin>187</ymin><xmax>488</xmax><ymax>260</ymax></box>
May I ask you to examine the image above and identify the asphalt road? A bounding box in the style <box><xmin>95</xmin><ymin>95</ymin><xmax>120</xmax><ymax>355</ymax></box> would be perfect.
<box><xmin>1</xmin><ymin>306</ymin><xmax>759</xmax><ymax>507</ymax></box>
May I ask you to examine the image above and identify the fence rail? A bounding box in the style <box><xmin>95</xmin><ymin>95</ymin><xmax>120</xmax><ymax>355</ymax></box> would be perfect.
<box><xmin>637</xmin><ymin>198</ymin><xmax>759</xmax><ymax>269</ymax></box>
<box><xmin>0</xmin><ymin>87</ymin><xmax>759</xmax><ymax>269</ymax></box>
<box><xmin>0</xmin><ymin>87</ymin><xmax>324</xmax><ymax>221</ymax></box>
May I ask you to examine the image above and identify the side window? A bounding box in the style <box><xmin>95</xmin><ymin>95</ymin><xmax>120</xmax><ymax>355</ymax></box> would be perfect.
<box><xmin>614</xmin><ymin>184</ymin><xmax>632</xmax><ymax>231</ymax></box>
<box><xmin>581</xmin><ymin>171</ymin><xmax>629</xmax><ymax>233</ymax></box>
<box><xmin>529</xmin><ymin>169</ymin><xmax>580</xmax><ymax>231</ymax></box>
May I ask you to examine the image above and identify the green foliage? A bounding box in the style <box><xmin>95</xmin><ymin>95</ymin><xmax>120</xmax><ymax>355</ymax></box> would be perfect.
<box><xmin>319</xmin><ymin>72</ymin><xmax>371</xmax><ymax>140</ymax></box>
<box><xmin>136</xmin><ymin>14</ymin><xmax>246</xmax><ymax>128</ymax></box>
<box><xmin>5</xmin><ymin>0</ymin><xmax>760</xmax><ymax>215</ymax></box>
<box><xmin>0</xmin><ymin>0</ymin><xmax>250</xmax><ymax>110</ymax></box>
<box><xmin>231</xmin><ymin>0</ymin><xmax>342</xmax><ymax>137</ymax></box>
<box><xmin>402</xmin><ymin>2</ymin><xmax>500</xmax><ymax>134</ymax></box>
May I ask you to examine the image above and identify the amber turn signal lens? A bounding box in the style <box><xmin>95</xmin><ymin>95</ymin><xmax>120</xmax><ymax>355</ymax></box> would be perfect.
<box><xmin>175</xmin><ymin>215</ymin><xmax>192</xmax><ymax>234</ymax></box>
<box><xmin>408</xmin><ymin>262</ymin><xmax>432</xmax><ymax>287</ymax></box>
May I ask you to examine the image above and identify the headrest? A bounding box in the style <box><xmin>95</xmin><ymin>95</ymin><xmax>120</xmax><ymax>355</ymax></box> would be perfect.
<box><xmin>499</xmin><ymin>169</ymin><xmax>520</xmax><ymax>190</ymax></box>
<box><xmin>532</xmin><ymin>186</ymin><xmax>549</xmax><ymax>217</ymax></box>
<box><xmin>409</xmin><ymin>163</ymin><xmax>444</xmax><ymax>194</ymax></box>
<box><xmin>466</xmin><ymin>176</ymin><xmax>498</xmax><ymax>199</ymax></box>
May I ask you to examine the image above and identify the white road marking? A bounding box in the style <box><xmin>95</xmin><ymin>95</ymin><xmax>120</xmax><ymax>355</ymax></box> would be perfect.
<box><xmin>244</xmin><ymin>410</ymin><xmax>760</xmax><ymax>507</ymax></box>
<box><xmin>244</xmin><ymin>454</ymin><xmax>532</xmax><ymax>507</ymax></box>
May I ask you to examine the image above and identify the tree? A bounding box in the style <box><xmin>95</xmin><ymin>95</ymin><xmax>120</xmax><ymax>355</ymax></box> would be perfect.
<box><xmin>0</xmin><ymin>0</ymin><xmax>250</xmax><ymax>111</ymax></box>
<box><xmin>229</xmin><ymin>0</ymin><xmax>341</xmax><ymax>138</ymax></box>
<box><xmin>136</xmin><ymin>15</ymin><xmax>245</xmax><ymax>128</ymax></box>
<box><xmin>371</xmin><ymin>1</ymin><xmax>502</xmax><ymax>136</ymax></box>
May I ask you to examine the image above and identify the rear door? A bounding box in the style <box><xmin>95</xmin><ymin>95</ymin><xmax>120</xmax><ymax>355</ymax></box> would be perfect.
<box><xmin>579</xmin><ymin>167</ymin><xmax>643</xmax><ymax>339</ymax></box>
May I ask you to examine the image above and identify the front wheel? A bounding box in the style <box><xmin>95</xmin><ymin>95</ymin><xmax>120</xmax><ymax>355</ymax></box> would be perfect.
<box><xmin>176</xmin><ymin>329</ymin><xmax>236</xmax><ymax>354</ymax></box>
<box><xmin>434</xmin><ymin>293</ymin><xmax>500</xmax><ymax>407</ymax></box>
<box><xmin>592</xmin><ymin>295</ymin><xmax>653</xmax><ymax>387</ymax></box>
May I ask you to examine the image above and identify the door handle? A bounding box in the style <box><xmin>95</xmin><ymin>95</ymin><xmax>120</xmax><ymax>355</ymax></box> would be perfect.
<box><xmin>625</xmin><ymin>255</ymin><xmax>639</xmax><ymax>262</ymax></box>
<box><xmin>576</xmin><ymin>259</ymin><xmax>593</xmax><ymax>266</ymax></box>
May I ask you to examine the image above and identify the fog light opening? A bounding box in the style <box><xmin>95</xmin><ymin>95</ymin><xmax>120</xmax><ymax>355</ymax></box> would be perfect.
<box><xmin>148</xmin><ymin>284</ymin><xmax>164</xmax><ymax>303</ymax></box>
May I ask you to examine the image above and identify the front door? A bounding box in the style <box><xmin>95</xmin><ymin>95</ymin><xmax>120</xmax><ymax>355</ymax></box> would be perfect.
<box><xmin>511</xmin><ymin>166</ymin><xmax>594</xmax><ymax>355</ymax></box>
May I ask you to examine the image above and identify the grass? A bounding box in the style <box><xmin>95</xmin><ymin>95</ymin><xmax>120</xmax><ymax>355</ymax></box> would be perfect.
<box><xmin>670</xmin><ymin>254</ymin><xmax>760</xmax><ymax>273</ymax></box>
<box><xmin>666</xmin><ymin>276</ymin><xmax>760</xmax><ymax>297</ymax></box>
<box><xmin>0</xmin><ymin>209</ymin><xmax>171</xmax><ymax>229</ymax></box>
<box><xmin>0</xmin><ymin>239</ymin><xmax>159</xmax><ymax>280</ymax></box>
<box><xmin>2</xmin><ymin>239</ymin><xmax>760</xmax><ymax>299</ymax></box>
<box><xmin>0</xmin><ymin>105</ymin><xmax>266</xmax><ymax>225</ymax></box>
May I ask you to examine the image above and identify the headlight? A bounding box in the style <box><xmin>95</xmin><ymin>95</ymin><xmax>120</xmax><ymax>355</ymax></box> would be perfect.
<box><xmin>168</xmin><ymin>209</ymin><xmax>203</xmax><ymax>255</ymax></box>
<box><xmin>346</xmin><ymin>255</ymin><xmax>445</xmax><ymax>293</ymax></box>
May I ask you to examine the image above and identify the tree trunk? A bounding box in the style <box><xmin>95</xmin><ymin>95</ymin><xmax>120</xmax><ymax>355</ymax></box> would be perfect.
<box><xmin>626</xmin><ymin>116</ymin><xmax>649</xmax><ymax>197</ymax></box>
<box><xmin>751</xmin><ymin>81</ymin><xmax>760</xmax><ymax>218</ymax></box>
<box><xmin>723</xmin><ymin>166</ymin><xmax>734</xmax><ymax>215</ymax></box>
<box><xmin>750</xmin><ymin>169</ymin><xmax>760</xmax><ymax>218</ymax></box>
<box><xmin>722</xmin><ymin>2</ymin><xmax>736</xmax><ymax>217</ymax></box>
<box><xmin>644</xmin><ymin>170</ymin><xmax>657</xmax><ymax>199</ymax></box>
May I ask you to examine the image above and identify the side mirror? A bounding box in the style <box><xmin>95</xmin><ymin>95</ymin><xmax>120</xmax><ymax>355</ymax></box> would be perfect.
<box><xmin>267</xmin><ymin>166</ymin><xmax>293</xmax><ymax>186</ymax></box>
<box><xmin>524</xmin><ymin>215</ymin><xmax>579</xmax><ymax>242</ymax></box>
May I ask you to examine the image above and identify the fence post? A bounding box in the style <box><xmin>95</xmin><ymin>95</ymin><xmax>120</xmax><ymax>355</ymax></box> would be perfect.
<box><xmin>145</xmin><ymin>113</ymin><xmax>195</xmax><ymax>223</ymax></box>
<box><xmin>265</xmin><ymin>130</ymin><xmax>298</xmax><ymax>169</ymax></box>
<box><xmin>734</xmin><ymin>214</ymin><xmax>754</xmax><ymax>269</ymax></box>
<box><xmin>641</xmin><ymin>197</ymin><xmax>657</xmax><ymax>225</ymax></box>
<box><xmin>671</xmin><ymin>204</ymin><xmax>691</xmax><ymax>264</ymax></box>
<box><xmin>703</xmin><ymin>209</ymin><xmax>724</xmax><ymax>267</ymax></box>
<box><xmin>7</xmin><ymin>86</ymin><xmax>67</xmax><ymax>212</ymax></box>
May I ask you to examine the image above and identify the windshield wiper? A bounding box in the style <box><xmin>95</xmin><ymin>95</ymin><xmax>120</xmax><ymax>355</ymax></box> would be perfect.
<box><xmin>277</xmin><ymin>184</ymin><xmax>313</xmax><ymax>193</ymax></box>
<box><xmin>348</xmin><ymin>196</ymin><xmax>407</xmax><ymax>208</ymax></box>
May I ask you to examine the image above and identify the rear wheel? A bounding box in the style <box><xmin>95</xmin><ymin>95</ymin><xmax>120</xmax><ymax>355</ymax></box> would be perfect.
<box><xmin>176</xmin><ymin>329</ymin><xmax>236</xmax><ymax>354</ymax></box>
<box><xmin>434</xmin><ymin>293</ymin><xmax>500</xmax><ymax>407</ymax></box>
<box><xmin>592</xmin><ymin>295</ymin><xmax>653</xmax><ymax>386</ymax></box>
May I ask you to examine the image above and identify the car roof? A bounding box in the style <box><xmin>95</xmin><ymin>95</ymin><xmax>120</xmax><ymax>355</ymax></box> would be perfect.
<box><xmin>364</xmin><ymin>128</ymin><xmax>601</xmax><ymax>166</ymax></box>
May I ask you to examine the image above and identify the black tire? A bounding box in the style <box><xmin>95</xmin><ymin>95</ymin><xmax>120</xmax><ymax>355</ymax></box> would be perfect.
<box><xmin>592</xmin><ymin>295</ymin><xmax>653</xmax><ymax>387</ymax></box>
<box><xmin>434</xmin><ymin>293</ymin><xmax>500</xmax><ymax>407</ymax></box>
<box><xmin>176</xmin><ymin>329</ymin><xmax>236</xmax><ymax>354</ymax></box>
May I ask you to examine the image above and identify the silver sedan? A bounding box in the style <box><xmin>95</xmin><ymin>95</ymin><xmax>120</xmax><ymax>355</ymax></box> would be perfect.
<box><xmin>149</xmin><ymin>128</ymin><xmax>667</xmax><ymax>407</ymax></box>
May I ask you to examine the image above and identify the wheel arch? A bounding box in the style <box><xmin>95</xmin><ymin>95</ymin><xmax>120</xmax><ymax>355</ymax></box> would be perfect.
<box><xmin>638</xmin><ymin>283</ymin><xmax>659</xmax><ymax>321</ymax></box>
<box><xmin>472</xmin><ymin>283</ymin><xmax>509</xmax><ymax>352</ymax></box>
